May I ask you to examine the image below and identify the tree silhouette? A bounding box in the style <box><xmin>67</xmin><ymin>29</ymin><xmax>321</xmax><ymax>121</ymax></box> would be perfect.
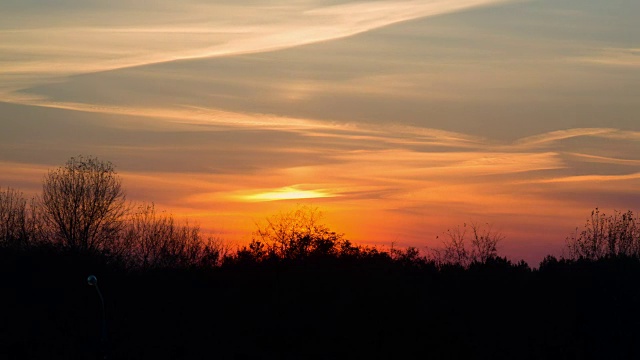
<box><xmin>40</xmin><ymin>156</ymin><xmax>127</xmax><ymax>252</ymax></box>
<box><xmin>118</xmin><ymin>203</ymin><xmax>226</xmax><ymax>269</ymax></box>
<box><xmin>6</xmin><ymin>157</ymin><xmax>640</xmax><ymax>359</ymax></box>
<box><xmin>430</xmin><ymin>222</ymin><xmax>503</xmax><ymax>267</ymax></box>
<box><xmin>0</xmin><ymin>187</ymin><xmax>37</xmax><ymax>248</ymax></box>
<box><xmin>566</xmin><ymin>208</ymin><xmax>640</xmax><ymax>260</ymax></box>
<box><xmin>240</xmin><ymin>205</ymin><xmax>347</xmax><ymax>261</ymax></box>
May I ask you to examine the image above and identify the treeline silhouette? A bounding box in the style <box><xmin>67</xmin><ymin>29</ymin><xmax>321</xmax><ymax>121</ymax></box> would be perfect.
<box><xmin>2</xmin><ymin>157</ymin><xmax>640</xmax><ymax>359</ymax></box>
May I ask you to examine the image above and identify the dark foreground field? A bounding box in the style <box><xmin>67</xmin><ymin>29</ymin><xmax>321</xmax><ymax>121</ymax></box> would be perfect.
<box><xmin>2</xmin><ymin>247</ymin><xmax>640</xmax><ymax>360</ymax></box>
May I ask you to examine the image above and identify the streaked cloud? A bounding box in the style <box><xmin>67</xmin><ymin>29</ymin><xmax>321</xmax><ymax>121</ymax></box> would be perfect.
<box><xmin>0</xmin><ymin>0</ymin><xmax>510</xmax><ymax>98</ymax></box>
<box><xmin>565</xmin><ymin>153</ymin><xmax>640</xmax><ymax>166</ymax></box>
<box><xmin>571</xmin><ymin>48</ymin><xmax>640</xmax><ymax>68</ymax></box>
<box><xmin>1</xmin><ymin>0</ymin><xmax>639</xmax><ymax>266</ymax></box>
<box><xmin>534</xmin><ymin>173</ymin><xmax>640</xmax><ymax>184</ymax></box>
<box><xmin>513</xmin><ymin>128</ymin><xmax>617</xmax><ymax>148</ymax></box>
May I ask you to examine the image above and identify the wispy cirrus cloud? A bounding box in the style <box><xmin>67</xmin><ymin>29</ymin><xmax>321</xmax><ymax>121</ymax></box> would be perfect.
<box><xmin>565</xmin><ymin>153</ymin><xmax>640</xmax><ymax>166</ymax></box>
<box><xmin>571</xmin><ymin>48</ymin><xmax>640</xmax><ymax>68</ymax></box>
<box><xmin>1</xmin><ymin>0</ymin><xmax>638</xmax><ymax>267</ymax></box>
<box><xmin>512</xmin><ymin>128</ymin><xmax>617</xmax><ymax>148</ymax></box>
<box><xmin>0</xmin><ymin>0</ymin><xmax>511</xmax><ymax>95</ymax></box>
<box><xmin>534</xmin><ymin>173</ymin><xmax>640</xmax><ymax>184</ymax></box>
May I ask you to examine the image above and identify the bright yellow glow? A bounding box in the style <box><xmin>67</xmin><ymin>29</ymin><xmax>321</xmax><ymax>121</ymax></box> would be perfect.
<box><xmin>240</xmin><ymin>187</ymin><xmax>336</xmax><ymax>202</ymax></box>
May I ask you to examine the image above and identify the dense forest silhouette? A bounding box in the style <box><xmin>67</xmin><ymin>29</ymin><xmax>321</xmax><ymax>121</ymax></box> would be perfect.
<box><xmin>2</xmin><ymin>156</ymin><xmax>640</xmax><ymax>359</ymax></box>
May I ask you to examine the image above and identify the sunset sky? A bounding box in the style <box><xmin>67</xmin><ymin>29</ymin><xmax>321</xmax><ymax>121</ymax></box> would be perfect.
<box><xmin>1</xmin><ymin>0</ymin><xmax>638</xmax><ymax>265</ymax></box>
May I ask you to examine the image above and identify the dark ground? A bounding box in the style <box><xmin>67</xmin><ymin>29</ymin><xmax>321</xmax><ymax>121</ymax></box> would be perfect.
<box><xmin>2</xmin><ymin>247</ymin><xmax>640</xmax><ymax>360</ymax></box>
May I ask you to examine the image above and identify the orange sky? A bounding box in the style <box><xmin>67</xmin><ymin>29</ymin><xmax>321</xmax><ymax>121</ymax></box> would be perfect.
<box><xmin>1</xmin><ymin>0</ymin><xmax>639</xmax><ymax>266</ymax></box>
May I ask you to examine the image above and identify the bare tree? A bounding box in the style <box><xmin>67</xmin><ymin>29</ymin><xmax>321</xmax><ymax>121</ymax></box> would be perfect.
<box><xmin>248</xmin><ymin>205</ymin><xmax>345</xmax><ymax>260</ymax></box>
<box><xmin>430</xmin><ymin>222</ymin><xmax>503</xmax><ymax>267</ymax></box>
<box><xmin>566</xmin><ymin>208</ymin><xmax>640</xmax><ymax>260</ymax></box>
<box><xmin>0</xmin><ymin>187</ymin><xmax>37</xmax><ymax>248</ymax></box>
<box><xmin>470</xmin><ymin>223</ymin><xmax>502</xmax><ymax>264</ymax></box>
<box><xmin>432</xmin><ymin>224</ymin><xmax>470</xmax><ymax>267</ymax></box>
<box><xmin>120</xmin><ymin>203</ymin><xmax>227</xmax><ymax>269</ymax></box>
<box><xmin>40</xmin><ymin>156</ymin><xmax>127</xmax><ymax>252</ymax></box>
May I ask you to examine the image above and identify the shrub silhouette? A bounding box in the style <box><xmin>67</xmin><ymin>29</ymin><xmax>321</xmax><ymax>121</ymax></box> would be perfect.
<box><xmin>4</xmin><ymin>157</ymin><xmax>640</xmax><ymax>359</ymax></box>
<box><xmin>566</xmin><ymin>208</ymin><xmax>640</xmax><ymax>260</ymax></box>
<box><xmin>117</xmin><ymin>203</ymin><xmax>225</xmax><ymax>269</ymax></box>
<box><xmin>0</xmin><ymin>156</ymin><xmax>227</xmax><ymax>269</ymax></box>
<box><xmin>0</xmin><ymin>187</ymin><xmax>37</xmax><ymax>248</ymax></box>
<box><xmin>430</xmin><ymin>222</ymin><xmax>503</xmax><ymax>267</ymax></box>
<box><xmin>239</xmin><ymin>205</ymin><xmax>348</xmax><ymax>262</ymax></box>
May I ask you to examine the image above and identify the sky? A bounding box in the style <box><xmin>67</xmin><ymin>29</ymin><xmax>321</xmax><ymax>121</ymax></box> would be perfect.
<box><xmin>1</xmin><ymin>0</ymin><xmax>639</xmax><ymax>265</ymax></box>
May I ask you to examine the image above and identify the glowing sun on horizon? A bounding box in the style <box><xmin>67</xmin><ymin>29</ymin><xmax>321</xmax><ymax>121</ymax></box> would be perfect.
<box><xmin>239</xmin><ymin>186</ymin><xmax>336</xmax><ymax>202</ymax></box>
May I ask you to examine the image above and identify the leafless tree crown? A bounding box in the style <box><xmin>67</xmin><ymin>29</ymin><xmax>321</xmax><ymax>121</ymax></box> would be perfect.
<box><xmin>430</xmin><ymin>222</ymin><xmax>503</xmax><ymax>267</ymax></box>
<box><xmin>0</xmin><ymin>187</ymin><xmax>39</xmax><ymax>247</ymax></box>
<box><xmin>566</xmin><ymin>208</ymin><xmax>640</xmax><ymax>260</ymax></box>
<box><xmin>251</xmin><ymin>205</ymin><xmax>345</xmax><ymax>259</ymax></box>
<box><xmin>41</xmin><ymin>156</ymin><xmax>127</xmax><ymax>252</ymax></box>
